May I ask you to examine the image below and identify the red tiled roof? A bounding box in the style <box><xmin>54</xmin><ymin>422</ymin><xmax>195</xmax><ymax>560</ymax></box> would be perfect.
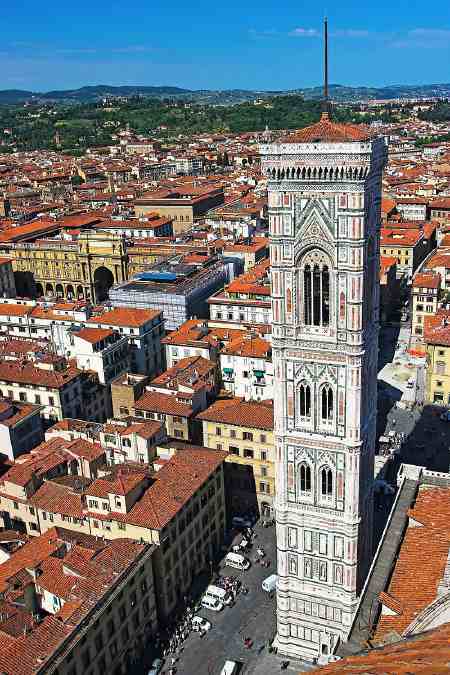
<box><xmin>0</xmin><ymin>360</ymin><xmax>81</xmax><ymax>389</ymax></box>
<box><xmin>221</xmin><ymin>334</ymin><xmax>271</xmax><ymax>358</ymax></box>
<box><xmin>412</xmin><ymin>272</ymin><xmax>440</xmax><ymax>289</ymax></box>
<box><xmin>134</xmin><ymin>390</ymin><xmax>193</xmax><ymax>417</ymax></box>
<box><xmin>281</xmin><ymin>112</ymin><xmax>371</xmax><ymax>144</ymax></box>
<box><xmin>30</xmin><ymin>481</ymin><xmax>85</xmax><ymax>518</ymax></box>
<box><xmin>126</xmin><ymin>446</ymin><xmax>226</xmax><ymax>529</ymax></box>
<box><xmin>87</xmin><ymin>306</ymin><xmax>162</xmax><ymax>327</ymax></box>
<box><xmin>424</xmin><ymin>310</ymin><xmax>450</xmax><ymax>346</ymax></box>
<box><xmin>74</xmin><ymin>327</ymin><xmax>114</xmax><ymax>343</ymax></box>
<box><xmin>380</xmin><ymin>228</ymin><xmax>423</xmax><ymax>247</ymax></box>
<box><xmin>374</xmin><ymin>486</ymin><xmax>450</xmax><ymax>644</ymax></box>
<box><xmin>196</xmin><ymin>397</ymin><xmax>274</xmax><ymax>430</ymax></box>
<box><xmin>313</xmin><ymin>623</ymin><xmax>450</xmax><ymax>674</ymax></box>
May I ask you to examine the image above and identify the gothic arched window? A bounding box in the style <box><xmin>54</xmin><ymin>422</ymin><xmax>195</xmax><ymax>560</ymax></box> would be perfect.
<box><xmin>298</xmin><ymin>382</ymin><xmax>311</xmax><ymax>418</ymax></box>
<box><xmin>321</xmin><ymin>467</ymin><xmax>333</xmax><ymax>496</ymax></box>
<box><xmin>321</xmin><ymin>384</ymin><xmax>334</xmax><ymax>422</ymax></box>
<box><xmin>302</xmin><ymin>252</ymin><xmax>330</xmax><ymax>327</ymax></box>
<box><xmin>299</xmin><ymin>464</ymin><xmax>311</xmax><ymax>493</ymax></box>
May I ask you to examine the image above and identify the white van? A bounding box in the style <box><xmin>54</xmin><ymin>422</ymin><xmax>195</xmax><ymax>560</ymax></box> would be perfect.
<box><xmin>261</xmin><ymin>574</ymin><xmax>277</xmax><ymax>593</ymax></box>
<box><xmin>224</xmin><ymin>552</ymin><xmax>250</xmax><ymax>571</ymax></box>
<box><xmin>204</xmin><ymin>584</ymin><xmax>234</xmax><ymax>606</ymax></box>
<box><xmin>201</xmin><ymin>595</ymin><xmax>223</xmax><ymax>612</ymax></box>
<box><xmin>220</xmin><ymin>661</ymin><xmax>239</xmax><ymax>675</ymax></box>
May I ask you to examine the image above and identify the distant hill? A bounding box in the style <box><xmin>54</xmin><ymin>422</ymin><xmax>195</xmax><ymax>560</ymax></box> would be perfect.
<box><xmin>1</xmin><ymin>82</ymin><xmax>450</xmax><ymax>106</ymax></box>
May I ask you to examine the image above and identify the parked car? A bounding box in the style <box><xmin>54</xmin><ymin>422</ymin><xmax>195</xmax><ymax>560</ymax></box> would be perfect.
<box><xmin>148</xmin><ymin>658</ymin><xmax>163</xmax><ymax>675</ymax></box>
<box><xmin>192</xmin><ymin>615</ymin><xmax>212</xmax><ymax>632</ymax></box>
<box><xmin>262</xmin><ymin>574</ymin><xmax>278</xmax><ymax>593</ymax></box>
<box><xmin>201</xmin><ymin>595</ymin><xmax>224</xmax><ymax>612</ymax></box>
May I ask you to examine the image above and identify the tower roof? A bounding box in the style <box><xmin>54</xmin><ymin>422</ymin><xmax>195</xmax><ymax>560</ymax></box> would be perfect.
<box><xmin>280</xmin><ymin>112</ymin><xmax>372</xmax><ymax>144</ymax></box>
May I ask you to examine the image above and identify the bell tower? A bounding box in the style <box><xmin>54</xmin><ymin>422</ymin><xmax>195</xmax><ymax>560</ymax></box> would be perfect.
<box><xmin>260</xmin><ymin>21</ymin><xmax>387</xmax><ymax>660</ymax></box>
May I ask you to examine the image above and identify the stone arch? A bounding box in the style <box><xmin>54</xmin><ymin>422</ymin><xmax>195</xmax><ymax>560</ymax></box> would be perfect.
<box><xmin>296</xmin><ymin>167</ymin><xmax>301</xmax><ymax>179</ymax></box>
<box><xmin>66</xmin><ymin>284</ymin><xmax>75</xmax><ymax>300</ymax></box>
<box><xmin>55</xmin><ymin>283</ymin><xmax>64</xmax><ymax>298</ymax></box>
<box><xmin>93</xmin><ymin>266</ymin><xmax>115</xmax><ymax>303</ymax></box>
<box><xmin>45</xmin><ymin>283</ymin><xmax>54</xmax><ymax>297</ymax></box>
<box><xmin>35</xmin><ymin>282</ymin><xmax>44</xmax><ymax>297</ymax></box>
<box><xmin>77</xmin><ymin>285</ymin><xmax>84</xmax><ymax>299</ymax></box>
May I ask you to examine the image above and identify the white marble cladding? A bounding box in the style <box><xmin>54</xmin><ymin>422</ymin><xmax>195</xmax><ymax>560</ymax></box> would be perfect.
<box><xmin>265</xmin><ymin>132</ymin><xmax>386</xmax><ymax>661</ymax></box>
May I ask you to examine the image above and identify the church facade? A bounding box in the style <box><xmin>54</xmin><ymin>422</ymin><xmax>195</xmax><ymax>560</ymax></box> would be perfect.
<box><xmin>260</xmin><ymin>114</ymin><xmax>387</xmax><ymax>660</ymax></box>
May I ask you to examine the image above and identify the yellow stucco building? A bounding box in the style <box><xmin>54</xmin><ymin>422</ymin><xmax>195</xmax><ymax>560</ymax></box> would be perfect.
<box><xmin>197</xmin><ymin>397</ymin><xmax>275</xmax><ymax>517</ymax></box>
<box><xmin>424</xmin><ymin>310</ymin><xmax>450</xmax><ymax>405</ymax></box>
<box><xmin>3</xmin><ymin>231</ymin><xmax>128</xmax><ymax>303</ymax></box>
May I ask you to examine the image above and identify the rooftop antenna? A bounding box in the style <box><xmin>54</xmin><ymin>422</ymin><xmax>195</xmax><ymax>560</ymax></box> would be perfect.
<box><xmin>322</xmin><ymin>17</ymin><xmax>330</xmax><ymax>119</ymax></box>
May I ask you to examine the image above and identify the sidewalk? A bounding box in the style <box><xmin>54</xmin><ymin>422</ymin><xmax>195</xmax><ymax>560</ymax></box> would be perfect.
<box><xmin>244</xmin><ymin>650</ymin><xmax>316</xmax><ymax>674</ymax></box>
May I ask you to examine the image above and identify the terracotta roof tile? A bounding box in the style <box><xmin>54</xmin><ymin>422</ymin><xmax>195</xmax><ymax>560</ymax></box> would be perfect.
<box><xmin>313</xmin><ymin>623</ymin><xmax>450</xmax><ymax>674</ymax></box>
<box><xmin>87</xmin><ymin>306</ymin><xmax>162</xmax><ymax>327</ymax></box>
<box><xmin>373</xmin><ymin>486</ymin><xmax>450</xmax><ymax>644</ymax></box>
<box><xmin>281</xmin><ymin>112</ymin><xmax>372</xmax><ymax>144</ymax></box>
<box><xmin>196</xmin><ymin>397</ymin><xmax>274</xmax><ymax>430</ymax></box>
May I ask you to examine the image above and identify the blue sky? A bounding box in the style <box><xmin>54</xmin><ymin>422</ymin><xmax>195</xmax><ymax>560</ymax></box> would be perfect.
<box><xmin>2</xmin><ymin>0</ymin><xmax>450</xmax><ymax>91</ymax></box>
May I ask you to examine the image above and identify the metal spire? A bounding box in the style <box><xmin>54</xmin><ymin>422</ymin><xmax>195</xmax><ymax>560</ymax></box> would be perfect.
<box><xmin>322</xmin><ymin>17</ymin><xmax>330</xmax><ymax>118</ymax></box>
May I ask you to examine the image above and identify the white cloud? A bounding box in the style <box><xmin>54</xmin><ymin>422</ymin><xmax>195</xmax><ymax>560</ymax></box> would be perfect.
<box><xmin>288</xmin><ymin>28</ymin><xmax>319</xmax><ymax>38</ymax></box>
<box><xmin>391</xmin><ymin>27</ymin><xmax>450</xmax><ymax>48</ymax></box>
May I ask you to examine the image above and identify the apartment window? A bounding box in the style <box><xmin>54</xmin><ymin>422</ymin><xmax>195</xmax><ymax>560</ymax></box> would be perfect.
<box><xmin>261</xmin><ymin>466</ymin><xmax>268</xmax><ymax>477</ymax></box>
<box><xmin>174</xmin><ymin>429</ymin><xmax>183</xmax><ymax>438</ymax></box>
<box><xmin>229</xmin><ymin>446</ymin><xmax>239</xmax><ymax>456</ymax></box>
<box><xmin>216</xmin><ymin>443</ymin><xmax>222</xmax><ymax>451</ymax></box>
<box><xmin>436</xmin><ymin>361</ymin><xmax>446</xmax><ymax>375</ymax></box>
<box><xmin>35</xmin><ymin>395</ymin><xmax>41</xmax><ymax>404</ymax></box>
<box><xmin>259</xmin><ymin>482</ymin><xmax>270</xmax><ymax>494</ymax></box>
<box><xmin>230</xmin><ymin>429</ymin><xmax>236</xmax><ymax>439</ymax></box>
<box><xmin>49</xmin><ymin>396</ymin><xmax>54</xmax><ymax>406</ymax></box>
<box><xmin>244</xmin><ymin>448</ymin><xmax>254</xmax><ymax>459</ymax></box>
<box><xmin>260</xmin><ymin>434</ymin><xmax>266</xmax><ymax>443</ymax></box>
<box><xmin>260</xmin><ymin>450</ymin><xmax>267</xmax><ymax>461</ymax></box>
<box><xmin>243</xmin><ymin>431</ymin><xmax>253</xmax><ymax>441</ymax></box>
<box><xmin>19</xmin><ymin>392</ymin><xmax>26</xmax><ymax>402</ymax></box>
<box><xmin>215</xmin><ymin>427</ymin><xmax>222</xmax><ymax>436</ymax></box>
